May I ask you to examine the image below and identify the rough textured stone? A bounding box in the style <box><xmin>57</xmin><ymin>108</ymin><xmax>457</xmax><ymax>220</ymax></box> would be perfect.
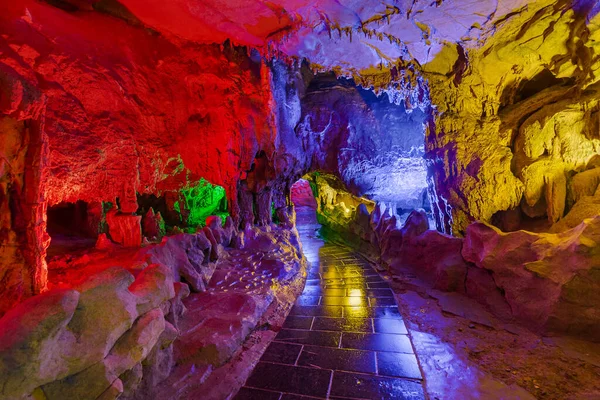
<box><xmin>129</xmin><ymin>264</ymin><xmax>176</xmax><ymax>315</ymax></box>
<box><xmin>106</xmin><ymin>209</ymin><xmax>142</xmax><ymax>247</ymax></box>
<box><xmin>0</xmin><ymin>289</ymin><xmax>80</xmax><ymax>398</ymax></box>
<box><xmin>142</xmin><ymin>208</ymin><xmax>166</xmax><ymax>240</ymax></box>
<box><xmin>463</xmin><ymin>219</ymin><xmax>600</xmax><ymax>339</ymax></box>
<box><xmin>64</xmin><ymin>267</ymin><xmax>139</xmax><ymax>374</ymax></box>
<box><xmin>42</xmin><ymin>309</ymin><xmax>165</xmax><ymax>400</ymax></box>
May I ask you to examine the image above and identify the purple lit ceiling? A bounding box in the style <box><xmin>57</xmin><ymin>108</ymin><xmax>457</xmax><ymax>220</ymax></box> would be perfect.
<box><xmin>115</xmin><ymin>0</ymin><xmax>533</xmax><ymax>70</ymax></box>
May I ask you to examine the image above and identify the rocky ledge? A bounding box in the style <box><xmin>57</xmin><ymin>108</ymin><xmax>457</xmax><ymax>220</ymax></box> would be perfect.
<box><xmin>0</xmin><ymin>216</ymin><xmax>306</xmax><ymax>400</ymax></box>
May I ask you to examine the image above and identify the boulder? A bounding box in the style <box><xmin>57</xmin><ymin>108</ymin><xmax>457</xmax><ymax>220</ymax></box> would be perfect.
<box><xmin>143</xmin><ymin>235</ymin><xmax>207</xmax><ymax>292</ymax></box>
<box><xmin>400</xmin><ymin>209</ymin><xmax>429</xmax><ymax>238</ymax></box>
<box><xmin>0</xmin><ymin>289</ymin><xmax>80</xmax><ymax>399</ymax></box>
<box><xmin>165</xmin><ymin>282</ymin><xmax>190</xmax><ymax>328</ymax></box>
<box><xmin>42</xmin><ymin>309</ymin><xmax>165</xmax><ymax>400</ymax></box>
<box><xmin>119</xmin><ymin>363</ymin><xmax>143</xmax><ymax>398</ymax></box>
<box><xmin>129</xmin><ymin>263</ymin><xmax>176</xmax><ymax>315</ymax></box>
<box><xmin>463</xmin><ymin>219</ymin><xmax>600</xmax><ymax>339</ymax></box>
<box><xmin>64</xmin><ymin>267</ymin><xmax>139</xmax><ymax>374</ymax></box>
<box><xmin>97</xmin><ymin>378</ymin><xmax>124</xmax><ymax>400</ymax></box>
<box><xmin>221</xmin><ymin>216</ymin><xmax>237</xmax><ymax>245</ymax></box>
<box><xmin>388</xmin><ymin>229</ymin><xmax>468</xmax><ymax>294</ymax></box>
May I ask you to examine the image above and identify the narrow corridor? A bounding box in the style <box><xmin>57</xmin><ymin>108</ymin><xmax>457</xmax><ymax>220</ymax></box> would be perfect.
<box><xmin>235</xmin><ymin>208</ymin><xmax>425</xmax><ymax>399</ymax></box>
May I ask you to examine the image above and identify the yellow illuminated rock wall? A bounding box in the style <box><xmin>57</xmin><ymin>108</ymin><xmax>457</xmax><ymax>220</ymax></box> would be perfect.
<box><xmin>423</xmin><ymin>2</ymin><xmax>600</xmax><ymax>234</ymax></box>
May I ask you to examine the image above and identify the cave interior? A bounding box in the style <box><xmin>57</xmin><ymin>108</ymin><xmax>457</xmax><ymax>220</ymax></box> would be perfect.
<box><xmin>1</xmin><ymin>0</ymin><xmax>600</xmax><ymax>399</ymax></box>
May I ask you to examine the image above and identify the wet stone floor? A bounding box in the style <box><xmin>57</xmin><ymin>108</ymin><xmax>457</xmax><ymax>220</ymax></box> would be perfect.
<box><xmin>235</xmin><ymin>209</ymin><xmax>425</xmax><ymax>400</ymax></box>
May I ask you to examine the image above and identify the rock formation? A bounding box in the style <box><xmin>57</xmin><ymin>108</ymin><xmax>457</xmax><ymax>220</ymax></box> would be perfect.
<box><xmin>2</xmin><ymin>0</ymin><xmax>600</xmax><ymax>398</ymax></box>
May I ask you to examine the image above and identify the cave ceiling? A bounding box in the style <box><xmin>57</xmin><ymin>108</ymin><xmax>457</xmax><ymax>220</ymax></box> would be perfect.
<box><xmin>68</xmin><ymin>0</ymin><xmax>553</xmax><ymax>72</ymax></box>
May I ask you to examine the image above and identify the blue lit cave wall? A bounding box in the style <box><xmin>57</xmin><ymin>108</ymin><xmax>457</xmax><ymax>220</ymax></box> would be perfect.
<box><xmin>295</xmin><ymin>72</ymin><xmax>430</xmax><ymax>219</ymax></box>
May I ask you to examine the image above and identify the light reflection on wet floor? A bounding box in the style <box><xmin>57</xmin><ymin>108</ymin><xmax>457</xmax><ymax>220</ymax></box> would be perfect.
<box><xmin>236</xmin><ymin>208</ymin><xmax>426</xmax><ymax>399</ymax></box>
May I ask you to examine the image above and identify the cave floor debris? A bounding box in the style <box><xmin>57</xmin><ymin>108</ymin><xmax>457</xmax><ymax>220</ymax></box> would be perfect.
<box><xmin>235</xmin><ymin>208</ymin><xmax>426</xmax><ymax>399</ymax></box>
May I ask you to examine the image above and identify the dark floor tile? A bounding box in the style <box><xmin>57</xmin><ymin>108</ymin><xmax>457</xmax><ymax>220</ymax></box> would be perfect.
<box><xmin>276</xmin><ymin>328</ymin><xmax>340</xmax><ymax>347</ymax></box>
<box><xmin>289</xmin><ymin>305</ymin><xmax>343</xmax><ymax>317</ymax></box>
<box><xmin>330</xmin><ymin>371</ymin><xmax>425</xmax><ymax>399</ymax></box>
<box><xmin>280</xmin><ymin>394</ymin><xmax>325</xmax><ymax>400</ymax></box>
<box><xmin>312</xmin><ymin>317</ymin><xmax>372</xmax><ymax>332</ymax></box>
<box><xmin>343</xmin><ymin>306</ymin><xmax>401</xmax><ymax>319</ymax></box>
<box><xmin>234</xmin><ymin>387</ymin><xmax>281</xmax><ymax>400</ymax></box>
<box><xmin>339</xmin><ymin>270</ymin><xmax>364</xmax><ymax>278</ymax></box>
<box><xmin>322</xmin><ymin>278</ymin><xmax>345</xmax><ymax>285</ymax></box>
<box><xmin>366</xmin><ymin>288</ymin><xmax>395</xmax><ymax>298</ymax></box>
<box><xmin>298</xmin><ymin>345</ymin><xmax>376</xmax><ymax>374</ymax></box>
<box><xmin>373</xmin><ymin>307</ymin><xmax>402</xmax><ymax>319</ymax></box>
<box><xmin>261</xmin><ymin>341</ymin><xmax>303</xmax><ymax>365</ymax></box>
<box><xmin>296</xmin><ymin>296</ymin><xmax>321</xmax><ymax>306</ymax></box>
<box><xmin>284</xmin><ymin>316</ymin><xmax>314</xmax><ymax>330</ymax></box>
<box><xmin>315</xmin><ymin>267</ymin><xmax>338</xmax><ymax>274</ymax></box>
<box><xmin>342</xmin><ymin>263</ymin><xmax>371</xmax><ymax>268</ymax></box>
<box><xmin>377</xmin><ymin>352</ymin><xmax>422</xmax><ymax>379</ymax></box>
<box><xmin>369</xmin><ymin>297</ymin><xmax>397</xmax><ymax>307</ymax></box>
<box><xmin>367</xmin><ymin>282</ymin><xmax>391</xmax><ymax>289</ymax></box>
<box><xmin>366</xmin><ymin>276</ymin><xmax>386</xmax><ymax>283</ymax></box>
<box><xmin>245</xmin><ymin>362</ymin><xmax>332</xmax><ymax>398</ymax></box>
<box><xmin>343</xmin><ymin>277</ymin><xmax>368</xmax><ymax>285</ymax></box>
<box><xmin>321</xmin><ymin>296</ymin><xmax>368</xmax><ymax>307</ymax></box>
<box><xmin>373</xmin><ymin>318</ymin><xmax>408</xmax><ymax>334</ymax></box>
<box><xmin>341</xmin><ymin>332</ymin><xmax>413</xmax><ymax>353</ymax></box>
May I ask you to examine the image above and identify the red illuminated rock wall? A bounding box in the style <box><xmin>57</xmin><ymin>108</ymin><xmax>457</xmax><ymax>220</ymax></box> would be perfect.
<box><xmin>0</xmin><ymin>1</ymin><xmax>285</xmax><ymax>314</ymax></box>
<box><xmin>0</xmin><ymin>63</ymin><xmax>49</xmax><ymax>316</ymax></box>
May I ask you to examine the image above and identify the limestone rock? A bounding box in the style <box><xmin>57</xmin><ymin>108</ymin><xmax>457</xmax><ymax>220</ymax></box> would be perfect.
<box><xmin>64</xmin><ymin>267</ymin><xmax>139</xmax><ymax>374</ymax></box>
<box><xmin>42</xmin><ymin>309</ymin><xmax>164</xmax><ymax>400</ymax></box>
<box><xmin>119</xmin><ymin>363</ymin><xmax>143</xmax><ymax>398</ymax></box>
<box><xmin>176</xmin><ymin>291</ymin><xmax>270</xmax><ymax>367</ymax></box>
<box><xmin>106</xmin><ymin>208</ymin><xmax>142</xmax><ymax>247</ymax></box>
<box><xmin>165</xmin><ymin>282</ymin><xmax>190</xmax><ymax>328</ymax></box>
<box><xmin>95</xmin><ymin>233</ymin><xmax>116</xmax><ymax>250</ymax></box>
<box><xmin>463</xmin><ymin>219</ymin><xmax>600</xmax><ymax>338</ymax></box>
<box><xmin>142</xmin><ymin>234</ymin><xmax>211</xmax><ymax>292</ymax></box>
<box><xmin>142</xmin><ymin>208</ymin><xmax>166</xmax><ymax>240</ymax></box>
<box><xmin>551</xmin><ymin>196</ymin><xmax>600</xmax><ymax>233</ymax></box>
<box><xmin>128</xmin><ymin>263</ymin><xmax>176</xmax><ymax>315</ymax></box>
<box><xmin>97</xmin><ymin>378</ymin><xmax>124</xmax><ymax>400</ymax></box>
<box><xmin>0</xmin><ymin>289</ymin><xmax>80</xmax><ymax>398</ymax></box>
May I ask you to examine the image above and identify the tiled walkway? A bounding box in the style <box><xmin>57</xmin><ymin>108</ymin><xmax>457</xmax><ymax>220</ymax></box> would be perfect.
<box><xmin>235</xmin><ymin>208</ymin><xmax>425</xmax><ymax>400</ymax></box>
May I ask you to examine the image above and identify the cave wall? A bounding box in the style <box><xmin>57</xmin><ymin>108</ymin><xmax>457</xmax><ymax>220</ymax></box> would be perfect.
<box><xmin>0</xmin><ymin>63</ymin><xmax>49</xmax><ymax>316</ymax></box>
<box><xmin>1</xmin><ymin>1</ymin><xmax>280</xmax><ymax>213</ymax></box>
<box><xmin>0</xmin><ymin>0</ymin><xmax>292</xmax><ymax>314</ymax></box>
<box><xmin>423</xmin><ymin>1</ymin><xmax>600</xmax><ymax>235</ymax></box>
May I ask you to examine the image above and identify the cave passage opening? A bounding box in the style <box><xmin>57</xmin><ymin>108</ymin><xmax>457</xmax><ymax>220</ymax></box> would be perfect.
<box><xmin>299</xmin><ymin>73</ymin><xmax>435</xmax><ymax>228</ymax></box>
<box><xmin>346</xmin><ymin>88</ymin><xmax>433</xmax><ymax>227</ymax></box>
<box><xmin>46</xmin><ymin>200</ymin><xmax>99</xmax><ymax>258</ymax></box>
